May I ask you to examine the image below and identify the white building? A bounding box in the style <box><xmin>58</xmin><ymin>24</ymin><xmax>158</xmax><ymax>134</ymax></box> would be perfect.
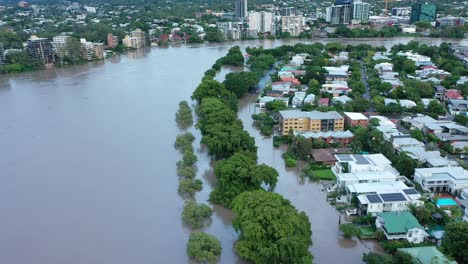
<box><xmin>333</xmin><ymin>154</ymin><xmax>402</xmax><ymax>188</ymax></box>
<box><xmin>52</xmin><ymin>33</ymin><xmax>70</xmax><ymax>59</ymax></box>
<box><xmin>351</xmin><ymin>0</ymin><xmax>370</xmax><ymax>23</ymax></box>
<box><xmin>414</xmin><ymin>167</ymin><xmax>468</xmax><ymax>195</ymax></box>
<box><xmin>281</xmin><ymin>16</ymin><xmax>304</xmax><ymax>37</ymax></box>
<box><xmin>248</xmin><ymin>11</ymin><xmax>275</xmax><ymax>34</ymax></box>
<box><xmin>376</xmin><ymin>211</ymin><xmax>428</xmax><ymax>244</ymax></box>
<box><xmin>392</xmin><ymin>136</ymin><xmax>425</xmax><ymax>150</ymax></box>
<box><xmin>357</xmin><ymin>187</ymin><xmax>422</xmax><ymax>215</ymax></box>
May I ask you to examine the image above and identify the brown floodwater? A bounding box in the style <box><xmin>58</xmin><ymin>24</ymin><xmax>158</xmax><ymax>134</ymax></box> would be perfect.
<box><xmin>0</xmin><ymin>37</ymin><xmax>466</xmax><ymax>264</ymax></box>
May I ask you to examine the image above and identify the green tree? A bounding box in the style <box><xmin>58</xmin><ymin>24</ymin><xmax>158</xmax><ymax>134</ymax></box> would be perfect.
<box><xmin>205</xmin><ymin>27</ymin><xmax>225</xmax><ymax>43</ymax></box>
<box><xmin>209</xmin><ymin>152</ymin><xmax>278</xmax><ymax>207</ymax></box>
<box><xmin>362</xmin><ymin>253</ymin><xmax>394</xmax><ymax>264</ymax></box>
<box><xmin>191</xmin><ymin>78</ymin><xmax>231</xmax><ymax>104</ymax></box>
<box><xmin>442</xmin><ymin>222</ymin><xmax>468</xmax><ymax>263</ymax></box>
<box><xmin>182</xmin><ymin>200</ymin><xmax>212</xmax><ymax>228</ymax></box>
<box><xmin>232</xmin><ymin>190</ymin><xmax>313</xmax><ymax>264</ymax></box>
<box><xmin>339</xmin><ymin>224</ymin><xmax>361</xmax><ymax>238</ymax></box>
<box><xmin>453</xmin><ymin>114</ymin><xmax>468</xmax><ymax>126</ymax></box>
<box><xmin>187</xmin><ymin>232</ymin><xmax>222</xmax><ymax>264</ymax></box>
<box><xmin>64</xmin><ymin>37</ymin><xmax>83</xmax><ymax>63</ymax></box>
<box><xmin>223</xmin><ymin>71</ymin><xmax>259</xmax><ymax>98</ymax></box>
<box><xmin>409</xmin><ymin>129</ymin><xmax>424</xmax><ymax>141</ymax></box>
<box><xmin>175</xmin><ymin>101</ymin><xmax>193</xmax><ymax>129</ymax></box>
<box><xmin>307</xmin><ymin>79</ymin><xmax>321</xmax><ymax>95</ymax></box>
<box><xmin>220</xmin><ymin>46</ymin><xmax>244</xmax><ymax>66</ymax></box>
<box><xmin>394</xmin><ymin>153</ymin><xmax>417</xmax><ymax>178</ymax></box>
<box><xmin>427</xmin><ymin>100</ymin><xmax>446</xmax><ymax>116</ymax></box>
<box><xmin>178</xmin><ymin>178</ymin><xmax>202</xmax><ymax>196</ymax></box>
<box><xmin>265</xmin><ymin>100</ymin><xmax>287</xmax><ymax>111</ymax></box>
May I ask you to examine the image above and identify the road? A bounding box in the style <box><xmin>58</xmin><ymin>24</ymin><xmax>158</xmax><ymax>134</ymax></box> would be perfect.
<box><xmin>358</xmin><ymin>60</ymin><xmax>375</xmax><ymax>112</ymax></box>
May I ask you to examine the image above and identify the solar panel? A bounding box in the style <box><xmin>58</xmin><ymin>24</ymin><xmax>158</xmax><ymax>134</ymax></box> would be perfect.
<box><xmin>354</xmin><ymin>155</ymin><xmax>370</xmax><ymax>165</ymax></box>
<box><xmin>380</xmin><ymin>193</ymin><xmax>407</xmax><ymax>202</ymax></box>
<box><xmin>403</xmin><ymin>189</ymin><xmax>419</xmax><ymax>195</ymax></box>
<box><xmin>336</xmin><ymin>154</ymin><xmax>353</xmax><ymax>161</ymax></box>
<box><xmin>366</xmin><ymin>194</ymin><xmax>383</xmax><ymax>203</ymax></box>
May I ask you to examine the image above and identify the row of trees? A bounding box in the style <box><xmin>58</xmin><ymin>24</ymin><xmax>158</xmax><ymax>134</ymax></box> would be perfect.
<box><xmin>190</xmin><ymin>48</ymin><xmax>314</xmax><ymax>263</ymax></box>
<box><xmin>174</xmin><ymin>102</ymin><xmax>222</xmax><ymax>263</ymax></box>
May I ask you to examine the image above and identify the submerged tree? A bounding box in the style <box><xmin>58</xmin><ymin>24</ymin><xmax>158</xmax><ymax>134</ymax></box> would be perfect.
<box><xmin>231</xmin><ymin>190</ymin><xmax>313</xmax><ymax>264</ymax></box>
<box><xmin>187</xmin><ymin>232</ymin><xmax>222</xmax><ymax>264</ymax></box>
<box><xmin>175</xmin><ymin>101</ymin><xmax>193</xmax><ymax>129</ymax></box>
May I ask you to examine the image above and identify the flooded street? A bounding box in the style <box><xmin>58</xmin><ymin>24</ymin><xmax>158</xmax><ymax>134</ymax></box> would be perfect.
<box><xmin>0</xmin><ymin>37</ymin><xmax>466</xmax><ymax>264</ymax></box>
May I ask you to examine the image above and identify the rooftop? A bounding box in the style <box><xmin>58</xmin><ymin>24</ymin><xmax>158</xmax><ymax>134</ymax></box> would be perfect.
<box><xmin>344</xmin><ymin>112</ymin><xmax>368</xmax><ymax>120</ymax></box>
<box><xmin>398</xmin><ymin>247</ymin><xmax>456</xmax><ymax>264</ymax></box>
<box><xmin>415</xmin><ymin>167</ymin><xmax>468</xmax><ymax>181</ymax></box>
<box><xmin>279</xmin><ymin>110</ymin><xmax>343</xmax><ymax>120</ymax></box>
<box><xmin>311</xmin><ymin>148</ymin><xmax>350</xmax><ymax>163</ymax></box>
<box><xmin>377</xmin><ymin>211</ymin><xmax>423</xmax><ymax>234</ymax></box>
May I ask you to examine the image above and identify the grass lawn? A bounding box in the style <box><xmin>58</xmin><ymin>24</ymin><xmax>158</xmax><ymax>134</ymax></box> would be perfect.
<box><xmin>312</xmin><ymin>169</ymin><xmax>336</xmax><ymax>181</ymax></box>
<box><xmin>359</xmin><ymin>226</ymin><xmax>375</xmax><ymax>238</ymax></box>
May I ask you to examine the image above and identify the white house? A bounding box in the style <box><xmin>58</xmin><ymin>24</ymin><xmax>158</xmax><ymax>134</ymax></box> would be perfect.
<box><xmin>376</xmin><ymin>211</ymin><xmax>428</xmax><ymax>243</ymax></box>
<box><xmin>414</xmin><ymin>167</ymin><xmax>468</xmax><ymax>195</ymax></box>
<box><xmin>358</xmin><ymin>189</ymin><xmax>423</xmax><ymax>215</ymax></box>
<box><xmin>333</xmin><ymin>154</ymin><xmax>402</xmax><ymax>188</ymax></box>
<box><xmin>392</xmin><ymin>136</ymin><xmax>425</xmax><ymax>150</ymax></box>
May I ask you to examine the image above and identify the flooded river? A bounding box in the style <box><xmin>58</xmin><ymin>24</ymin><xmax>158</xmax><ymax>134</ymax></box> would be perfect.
<box><xmin>0</xmin><ymin>37</ymin><xmax>466</xmax><ymax>264</ymax></box>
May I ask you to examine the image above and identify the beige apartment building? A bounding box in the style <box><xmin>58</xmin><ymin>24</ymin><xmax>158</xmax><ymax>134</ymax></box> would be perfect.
<box><xmin>279</xmin><ymin>110</ymin><xmax>344</xmax><ymax>135</ymax></box>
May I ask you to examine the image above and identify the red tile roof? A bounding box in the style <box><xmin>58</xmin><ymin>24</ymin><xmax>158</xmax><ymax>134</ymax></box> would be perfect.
<box><xmin>280</xmin><ymin>77</ymin><xmax>301</xmax><ymax>85</ymax></box>
<box><xmin>318</xmin><ymin>98</ymin><xmax>330</xmax><ymax>105</ymax></box>
<box><xmin>445</xmin><ymin>89</ymin><xmax>463</xmax><ymax>99</ymax></box>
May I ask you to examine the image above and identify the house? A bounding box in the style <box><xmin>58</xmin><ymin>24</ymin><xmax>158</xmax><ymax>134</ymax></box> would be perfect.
<box><xmin>398</xmin><ymin>146</ymin><xmax>456</xmax><ymax>168</ymax></box>
<box><xmin>280</xmin><ymin>77</ymin><xmax>301</xmax><ymax>85</ymax></box>
<box><xmin>333</xmin><ymin>95</ymin><xmax>352</xmax><ymax>105</ymax></box>
<box><xmin>257</xmin><ymin>96</ymin><xmax>289</xmax><ymax>108</ymax></box>
<box><xmin>448</xmin><ymin>99</ymin><xmax>467</xmax><ymax>116</ymax></box>
<box><xmin>374</xmin><ymin>62</ymin><xmax>394</xmax><ymax>72</ymax></box>
<box><xmin>278</xmin><ymin>110</ymin><xmax>344</xmax><ymax>135</ymax></box>
<box><xmin>376</xmin><ymin>211</ymin><xmax>428</xmax><ymax>243</ymax></box>
<box><xmin>414</xmin><ymin>167</ymin><xmax>468</xmax><ymax>195</ymax></box>
<box><xmin>371</xmin><ymin>115</ymin><xmax>403</xmax><ymax>141</ymax></box>
<box><xmin>271</xmin><ymin>81</ymin><xmax>291</xmax><ymax>92</ymax></box>
<box><xmin>384</xmin><ymin>98</ymin><xmax>416</xmax><ymax>108</ymax></box>
<box><xmin>392</xmin><ymin>135</ymin><xmax>425</xmax><ymax>150</ymax></box>
<box><xmin>398</xmin><ymin>247</ymin><xmax>456</xmax><ymax>264</ymax></box>
<box><xmin>457</xmin><ymin>76</ymin><xmax>468</xmax><ymax>85</ymax></box>
<box><xmin>318</xmin><ymin>98</ymin><xmax>330</xmax><ymax>106</ymax></box>
<box><xmin>295</xmin><ymin>130</ymin><xmax>354</xmax><ymax>146</ymax></box>
<box><xmin>344</xmin><ymin>112</ymin><xmax>369</xmax><ymax>127</ymax></box>
<box><xmin>303</xmin><ymin>94</ymin><xmax>315</xmax><ymax>105</ymax></box>
<box><xmin>357</xmin><ymin>187</ymin><xmax>423</xmax><ymax>215</ymax></box>
<box><xmin>403</xmin><ymin>115</ymin><xmax>437</xmax><ymax>130</ymax></box>
<box><xmin>332</xmin><ymin>154</ymin><xmax>402</xmax><ymax>188</ymax></box>
<box><xmin>445</xmin><ymin>89</ymin><xmax>463</xmax><ymax>100</ymax></box>
<box><xmin>310</xmin><ymin>148</ymin><xmax>350</xmax><ymax>165</ymax></box>
<box><xmin>292</xmin><ymin>92</ymin><xmax>306</xmax><ymax>107</ymax></box>
<box><xmin>321</xmin><ymin>82</ymin><xmax>351</xmax><ymax>96</ymax></box>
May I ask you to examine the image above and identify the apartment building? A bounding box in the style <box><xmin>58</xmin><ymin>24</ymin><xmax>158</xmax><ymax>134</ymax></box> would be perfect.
<box><xmin>52</xmin><ymin>33</ymin><xmax>70</xmax><ymax>59</ymax></box>
<box><xmin>26</xmin><ymin>35</ymin><xmax>56</xmax><ymax>66</ymax></box>
<box><xmin>279</xmin><ymin>110</ymin><xmax>344</xmax><ymax>135</ymax></box>
<box><xmin>123</xmin><ymin>28</ymin><xmax>147</xmax><ymax>49</ymax></box>
<box><xmin>107</xmin><ymin>33</ymin><xmax>118</xmax><ymax>48</ymax></box>
<box><xmin>281</xmin><ymin>16</ymin><xmax>304</xmax><ymax>37</ymax></box>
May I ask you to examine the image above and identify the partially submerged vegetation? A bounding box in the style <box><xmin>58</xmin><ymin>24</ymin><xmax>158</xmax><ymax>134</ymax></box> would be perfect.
<box><xmin>187</xmin><ymin>232</ymin><xmax>222</xmax><ymax>264</ymax></box>
<box><xmin>175</xmin><ymin>101</ymin><xmax>193</xmax><ymax>129</ymax></box>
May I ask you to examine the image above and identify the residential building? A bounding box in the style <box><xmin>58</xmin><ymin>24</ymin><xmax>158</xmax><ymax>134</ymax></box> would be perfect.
<box><xmin>321</xmin><ymin>82</ymin><xmax>351</xmax><ymax>96</ymax></box>
<box><xmin>279</xmin><ymin>110</ymin><xmax>344</xmax><ymax>135</ymax></box>
<box><xmin>234</xmin><ymin>0</ymin><xmax>247</xmax><ymax>18</ymax></box>
<box><xmin>448</xmin><ymin>99</ymin><xmax>467</xmax><ymax>116</ymax></box>
<box><xmin>398</xmin><ymin>247</ymin><xmax>456</xmax><ymax>264</ymax></box>
<box><xmin>435</xmin><ymin>85</ymin><xmax>447</xmax><ymax>101</ymax></box>
<box><xmin>445</xmin><ymin>89</ymin><xmax>463</xmax><ymax>100</ymax></box>
<box><xmin>371</xmin><ymin>115</ymin><xmax>402</xmax><ymax>141</ymax></box>
<box><xmin>280</xmin><ymin>7</ymin><xmax>297</xmax><ymax>16</ymax></box>
<box><xmin>311</xmin><ymin>148</ymin><xmax>350</xmax><ymax>165</ymax></box>
<box><xmin>248</xmin><ymin>11</ymin><xmax>275</xmax><ymax>33</ymax></box>
<box><xmin>326</xmin><ymin>4</ymin><xmax>352</xmax><ymax>25</ymax></box>
<box><xmin>93</xmin><ymin>43</ymin><xmax>104</xmax><ymax>60</ymax></box>
<box><xmin>357</xmin><ymin>185</ymin><xmax>422</xmax><ymax>215</ymax></box>
<box><xmin>107</xmin><ymin>33</ymin><xmax>118</xmax><ymax>48</ymax></box>
<box><xmin>0</xmin><ymin>43</ymin><xmax>5</xmax><ymax>66</ymax></box>
<box><xmin>392</xmin><ymin>135</ymin><xmax>425</xmax><ymax>150</ymax></box>
<box><xmin>26</xmin><ymin>35</ymin><xmax>56</xmax><ymax>66</ymax></box>
<box><xmin>123</xmin><ymin>29</ymin><xmax>147</xmax><ymax>49</ymax></box>
<box><xmin>376</xmin><ymin>211</ymin><xmax>428</xmax><ymax>243</ymax></box>
<box><xmin>80</xmin><ymin>38</ymin><xmax>94</xmax><ymax>61</ymax></box>
<box><xmin>351</xmin><ymin>0</ymin><xmax>370</xmax><ymax>23</ymax></box>
<box><xmin>439</xmin><ymin>16</ymin><xmax>465</xmax><ymax>27</ymax></box>
<box><xmin>52</xmin><ymin>33</ymin><xmax>70</xmax><ymax>59</ymax></box>
<box><xmin>256</xmin><ymin>96</ymin><xmax>289</xmax><ymax>109</ymax></box>
<box><xmin>333</xmin><ymin>154</ymin><xmax>402</xmax><ymax>188</ymax></box>
<box><xmin>414</xmin><ymin>167</ymin><xmax>468</xmax><ymax>195</ymax></box>
<box><xmin>295</xmin><ymin>130</ymin><xmax>354</xmax><ymax>146</ymax></box>
<box><xmin>281</xmin><ymin>16</ymin><xmax>304</xmax><ymax>37</ymax></box>
<box><xmin>410</xmin><ymin>3</ymin><xmax>437</xmax><ymax>23</ymax></box>
<box><xmin>344</xmin><ymin>112</ymin><xmax>368</xmax><ymax>127</ymax></box>
<box><xmin>391</xmin><ymin>7</ymin><xmax>410</xmax><ymax>17</ymax></box>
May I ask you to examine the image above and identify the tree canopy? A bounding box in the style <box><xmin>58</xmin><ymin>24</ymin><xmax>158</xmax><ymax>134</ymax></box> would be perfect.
<box><xmin>182</xmin><ymin>200</ymin><xmax>212</xmax><ymax>228</ymax></box>
<box><xmin>223</xmin><ymin>71</ymin><xmax>259</xmax><ymax>98</ymax></box>
<box><xmin>187</xmin><ymin>232</ymin><xmax>222</xmax><ymax>264</ymax></box>
<box><xmin>231</xmin><ymin>190</ymin><xmax>313</xmax><ymax>264</ymax></box>
<box><xmin>442</xmin><ymin>221</ymin><xmax>468</xmax><ymax>263</ymax></box>
<box><xmin>209</xmin><ymin>152</ymin><xmax>278</xmax><ymax>207</ymax></box>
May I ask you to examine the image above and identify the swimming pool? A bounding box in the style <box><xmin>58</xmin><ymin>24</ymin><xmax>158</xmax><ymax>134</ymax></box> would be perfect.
<box><xmin>437</xmin><ymin>198</ymin><xmax>457</xmax><ymax>207</ymax></box>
